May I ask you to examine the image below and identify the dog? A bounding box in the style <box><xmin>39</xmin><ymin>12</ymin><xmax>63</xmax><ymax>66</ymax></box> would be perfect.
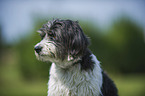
<box><xmin>34</xmin><ymin>19</ymin><xmax>118</xmax><ymax>96</ymax></box>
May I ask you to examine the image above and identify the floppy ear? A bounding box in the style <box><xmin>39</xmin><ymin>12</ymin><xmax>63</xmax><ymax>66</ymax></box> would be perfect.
<box><xmin>69</xmin><ymin>21</ymin><xmax>89</xmax><ymax>57</ymax></box>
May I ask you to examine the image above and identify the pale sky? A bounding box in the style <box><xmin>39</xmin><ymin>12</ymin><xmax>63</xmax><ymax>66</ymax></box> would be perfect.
<box><xmin>0</xmin><ymin>0</ymin><xmax>145</xmax><ymax>44</ymax></box>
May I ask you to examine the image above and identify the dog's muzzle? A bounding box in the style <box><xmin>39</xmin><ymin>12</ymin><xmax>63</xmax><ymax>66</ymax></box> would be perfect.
<box><xmin>34</xmin><ymin>41</ymin><xmax>57</xmax><ymax>59</ymax></box>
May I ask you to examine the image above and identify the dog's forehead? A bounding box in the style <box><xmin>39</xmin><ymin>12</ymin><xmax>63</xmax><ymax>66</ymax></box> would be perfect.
<box><xmin>37</xmin><ymin>19</ymin><xmax>79</xmax><ymax>34</ymax></box>
<box><xmin>37</xmin><ymin>23</ymin><xmax>50</xmax><ymax>33</ymax></box>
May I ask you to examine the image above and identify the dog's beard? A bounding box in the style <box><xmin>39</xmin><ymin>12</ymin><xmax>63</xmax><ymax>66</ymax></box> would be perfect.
<box><xmin>34</xmin><ymin>40</ymin><xmax>81</xmax><ymax>68</ymax></box>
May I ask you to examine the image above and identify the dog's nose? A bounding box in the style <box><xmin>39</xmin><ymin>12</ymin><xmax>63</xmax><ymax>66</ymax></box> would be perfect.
<box><xmin>34</xmin><ymin>46</ymin><xmax>42</xmax><ymax>53</ymax></box>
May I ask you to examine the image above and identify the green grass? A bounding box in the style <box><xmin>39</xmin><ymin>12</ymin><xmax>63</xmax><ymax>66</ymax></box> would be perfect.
<box><xmin>1</xmin><ymin>72</ymin><xmax>145</xmax><ymax>96</ymax></box>
<box><xmin>111</xmin><ymin>74</ymin><xmax>145</xmax><ymax>96</ymax></box>
<box><xmin>0</xmin><ymin>80</ymin><xmax>47</xmax><ymax>96</ymax></box>
<box><xmin>0</xmin><ymin>50</ymin><xmax>145</xmax><ymax>96</ymax></box>
<box><xmin>0</xmin><ymin>50</ymin><xmax>48</xmax><ymax>96</ymax></box>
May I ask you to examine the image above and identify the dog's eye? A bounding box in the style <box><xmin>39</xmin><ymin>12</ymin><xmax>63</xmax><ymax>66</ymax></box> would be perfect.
<box><xmin>48</xmin><ymin>32</ymin><xmax>54</xmax><ymax>37</ymax></box>
<box><xmin>40</xmin><ymin>32</ymin><xmax>46</xmax><ymax>39</ymax></box>
<box><xmin>48</xmin><ymin>31</ymin><xmax>56</xmax><ymax>39</ymax></box>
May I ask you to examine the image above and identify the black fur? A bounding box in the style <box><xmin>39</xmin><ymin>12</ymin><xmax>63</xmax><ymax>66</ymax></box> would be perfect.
<box><xmin>80</xmin><ymin>50</ymin><xmax>118</xmax><ymax>96</ymax></box>
<box><xmin>38</xmin><ymin>19</ymin><xmax>89</xmax><ymax>60</ymax></box>
<box><xmin>100</xmin><ymin>71</ymin><xmax>118</xmax><ymax>96</ymax></box>
<box><xmin>80</xmin><ymin>49</ymin><xmax>95</xmax><ymax>71</ymax></box>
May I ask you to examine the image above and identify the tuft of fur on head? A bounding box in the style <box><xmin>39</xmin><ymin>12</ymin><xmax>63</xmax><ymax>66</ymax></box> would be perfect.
<box><xmin>35</xmin><ymin>19</ymin><xmax>90</xmax><ymax>68</ymax></box>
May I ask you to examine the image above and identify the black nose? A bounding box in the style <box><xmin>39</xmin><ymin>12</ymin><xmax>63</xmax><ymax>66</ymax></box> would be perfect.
<box><xmin>34</xmin><ymin>46</ymin><xmax>42</xmax><ymax>53</ymax></box>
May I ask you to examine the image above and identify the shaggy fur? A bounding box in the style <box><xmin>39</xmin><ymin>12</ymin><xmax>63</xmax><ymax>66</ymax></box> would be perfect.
<box><xmin>34</xmin><ymin>19</ymin><xmax>118</xmax><ymax>96</ymax></box>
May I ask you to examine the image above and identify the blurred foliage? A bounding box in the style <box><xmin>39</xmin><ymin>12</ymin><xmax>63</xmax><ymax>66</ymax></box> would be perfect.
<box><xmin>0</xmin><ymin>16</ymin><xmax>145</xmax><ymax>96</ymax></box>
<box><xmin>81</xmin><ymin>17</ymin><xmax>145</xmax><ymax>73</ymax></box>
<box><xmin>103</xmin><ymin>17</ymin><xmax>145</xmax><ymax>73</ymax></box>
<box><xmin>14</xmin><ymin>17</ymin><xmax>145</xmax><ymax>79</ymax></box>
<box><xmin>16</xmin><ymin>20</ymin><xmax>51</xmax><ymax>81</ymax></box>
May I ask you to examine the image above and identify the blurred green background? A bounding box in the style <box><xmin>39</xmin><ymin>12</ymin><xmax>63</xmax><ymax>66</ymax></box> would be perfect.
<box><xmin>0</xmin><ymin>1</ymin><xmax>145</xmax><ymax>96</ymax></box>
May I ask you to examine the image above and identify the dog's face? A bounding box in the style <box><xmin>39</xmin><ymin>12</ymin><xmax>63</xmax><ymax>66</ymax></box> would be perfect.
<box><xmin>34</xmin><ymin>19</ymin><xmax>89</xmax><ymax>68</ymax></box>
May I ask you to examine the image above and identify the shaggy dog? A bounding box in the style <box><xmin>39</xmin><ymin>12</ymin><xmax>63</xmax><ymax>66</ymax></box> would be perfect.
<box><xmin>34</xmin><ymin>19</ymin><xmax>118</xmax><ymax>96</ymax></box>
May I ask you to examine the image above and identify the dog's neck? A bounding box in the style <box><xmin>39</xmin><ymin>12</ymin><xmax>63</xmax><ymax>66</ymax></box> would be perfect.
<box><xmin>48</xmin><ymin>52</ymin><xmax>103</xmax><ymax>96</ymax></box>
<box><xmin>53</xmin><ymin>58</ymin><xmax>81</xmax><ymax>70</ymax></box>
<box><xmin>53</xmin><ymin>49</ymin><xmax>95</xmax><ymax>71</ymax></box>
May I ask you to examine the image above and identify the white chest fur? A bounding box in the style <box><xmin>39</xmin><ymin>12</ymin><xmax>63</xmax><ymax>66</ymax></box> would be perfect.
<box><xmin>48</xmin><ymin>54</ymin><xmax>102</xmax><ymax>96</ymax></box>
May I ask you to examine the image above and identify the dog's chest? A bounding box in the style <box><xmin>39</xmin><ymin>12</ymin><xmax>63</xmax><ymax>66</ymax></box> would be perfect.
<box><xmin>48</xmin><ymin>59</ymin><xmax>102</xmax><ymax>96</ymax></box>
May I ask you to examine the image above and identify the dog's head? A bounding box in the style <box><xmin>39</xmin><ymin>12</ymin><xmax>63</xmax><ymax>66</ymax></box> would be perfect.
<box><xmin>34</xmin><ymin>19</ymin><xmax>89</xmax><ymax>68</ymax></box>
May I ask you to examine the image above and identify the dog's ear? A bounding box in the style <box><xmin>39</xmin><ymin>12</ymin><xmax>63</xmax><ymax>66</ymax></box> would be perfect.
<box><xmin>69</xmin><ymin>21</ymin><xmax>89</xmax><ymax>57</ymax></box>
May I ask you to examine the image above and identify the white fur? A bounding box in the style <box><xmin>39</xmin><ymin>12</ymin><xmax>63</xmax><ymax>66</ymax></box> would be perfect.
<box><xmin>34</xmin><ymin>36</ymin><xmax>57</xmax><ymax>62</ymax></box>
<box><xmin>48</xmin><ymin>54</ymin><xmax>102</xmax><ymax>96</ymax></box>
